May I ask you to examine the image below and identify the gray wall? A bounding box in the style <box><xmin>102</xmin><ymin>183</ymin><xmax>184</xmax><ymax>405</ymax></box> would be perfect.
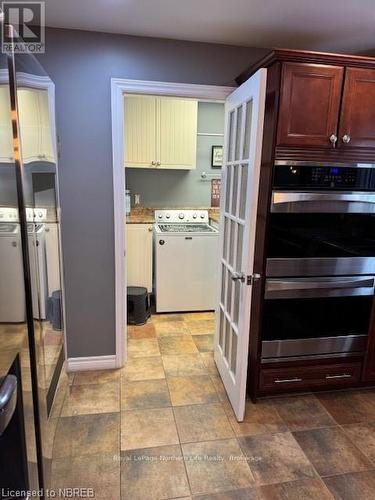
<box><xmin>37</xmin><ymin>28</ymin><xmax>268</xmax><ymax>358</ymax></box>
<box><xmin>126</xmin><ymin>101</ymin><xmax>224</xmax><ymax>208</ymax></box>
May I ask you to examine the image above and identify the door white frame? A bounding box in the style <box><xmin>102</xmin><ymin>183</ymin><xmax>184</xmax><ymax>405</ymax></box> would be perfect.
<box><xmin>111</xmin><ymin>78</ymin><xmax>235</xmax><ymax>368</ymax></box>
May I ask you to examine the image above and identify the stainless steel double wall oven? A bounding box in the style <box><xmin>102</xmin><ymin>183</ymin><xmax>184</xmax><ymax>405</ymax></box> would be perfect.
<box><xmin>262</xmin><ymin>161</ymin><xmax>375</xmax><ymax>361</ymax></box>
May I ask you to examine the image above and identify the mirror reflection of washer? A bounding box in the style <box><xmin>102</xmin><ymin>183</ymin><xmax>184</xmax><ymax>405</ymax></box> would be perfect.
<box><xmin>154</xmin><ymin>210</ymin><xmax>219</xmax><ymax>312</ymax></box>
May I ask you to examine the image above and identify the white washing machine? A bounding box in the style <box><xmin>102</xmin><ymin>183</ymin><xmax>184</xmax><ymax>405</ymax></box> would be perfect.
<box><xmin>0</xmin><ymin>210</ymin><xmax>25</xmax><ymax>322</ymax></box>
<box><xmin>0</xmin><ymin>207</ymin><xmax>48</xmax><ymax>322</ymax></box>
<box><xmin>154</xmin><ymin>210</ymin><xmax>219</xmax><ymax>312</ymax></box>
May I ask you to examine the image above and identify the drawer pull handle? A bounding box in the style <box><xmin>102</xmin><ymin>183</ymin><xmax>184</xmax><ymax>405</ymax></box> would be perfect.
<box><xmin>326</xmin><ymin>373</ymin><xmax>351</xmax><ymax>380</ymax></box>
<box><xmin>274</xmin><ymin>377</ymin><xmax>302</xmax><ymax>384</ymax></box>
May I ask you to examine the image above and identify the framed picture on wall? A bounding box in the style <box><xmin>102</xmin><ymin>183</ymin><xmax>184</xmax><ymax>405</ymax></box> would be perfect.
<box><xmin>211</xmin><ymin>145</ymin><xmax>223</xmax><ymax>168</ymax></box>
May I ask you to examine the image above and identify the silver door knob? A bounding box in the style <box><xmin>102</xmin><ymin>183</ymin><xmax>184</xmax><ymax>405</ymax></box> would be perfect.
<box><xmin>342</xmin><ymin>134</ymin><xmax>351</xmax><ymax>144</ymax></box>
<box><xmin>231</xmin><ymin>272</ymin><xmax>245</xmax><ymax>283</ymax></box>
<box><xmin>329</xmin><ymin>134</ymin><xmax>337</xmax><ymax>146</ymax></box>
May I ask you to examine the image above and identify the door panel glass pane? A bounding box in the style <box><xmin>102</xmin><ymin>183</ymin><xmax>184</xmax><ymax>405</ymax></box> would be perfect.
<box><xmin>224</xmin><ymin>318</ymin><xmax>231</xmax><ymax>360</ymax></box>
<box><xmin>233</xmin><ymin>281</ymin><xmax>240</xmax><ymax>326</ymax></box>
<box><xmin>228</xmin><ymin>220</ymin><xmax>236</xmax><ymax>269</ymax></box>
<box><xmin>239</xmin><ymin>165</ymin><xmax>248</xmax><ymax>220</ymax></box>
<box><xmin>231</xmin><ymin>331</ymin><xmax>237</xmax><ymax>374</ymax></box>
<box><xmin>231</xmin><ymin>165</ymin><xmax>239</xmax><ymax>217</ymax></box>
<box><xmin>225</xmin><ymin>166</ymin><xmax>231</xmax><ymax>213</ymax></box>
<box><xmin>219</xmin><ymin>309</ymin><xmax>225</xmax><ymax>349</ymax></box>
<box><xmin>220</xmin><ymin>263</ymin><xmax>226</xmax><ymax>304</ymax></box>
<box><xmin>223</xmin><ymin>217</ymin><xmax>229</xmax><ymax>260</ymax></box>
<box><xmin>235</xmin><ymin>106</ymin><xmax>243</xmax><ymax>161</ymax></box>
<box><xmin>243</xmin><ymin>99</ymin><xmax>253</xmax><ymax>159</ymax></box>
<box><xmin>236</xmin><ymin>223</ymin><xmax>244</xmax><ymax>273</ymax></box>
<box><xmin>226</xmin><ymin>269</ymin><xmax>233</xmax><ymax>314</ymax></box>
<box><xmin>227</xmin><ymin>110</ymin><xmax>235</xmax><ymax>161</ymax></box>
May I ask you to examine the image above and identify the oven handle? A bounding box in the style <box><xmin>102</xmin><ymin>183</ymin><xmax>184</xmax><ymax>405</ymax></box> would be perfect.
<box><xmin>271</xmin><ymin>191</ymin><xmax>375</xmax><ymax>212</ymax></box>
<box><xmin>265</xmin><ymin>276</ymin><xmax>375</xmax><ymax>299</ymax></box>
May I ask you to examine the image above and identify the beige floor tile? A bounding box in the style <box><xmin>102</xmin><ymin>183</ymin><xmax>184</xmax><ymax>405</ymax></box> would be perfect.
<box><xmin>121</xmin><ymin>445</ymin><xmax>190</xmax><ymax>499</ymax></box>
<box><xmin>192</xmin><ymin>334</ymin><xmax>214</xmax><ymax>352</ymax></box>
<box><xmin>128</xmin><ymin>338</ymin><xmax>161</xmax><ymax>358</ymax></box>
<box><xmin>259</xmin><ymin>478</ymin><xmax>333</xmax><ymax>500</ymax></box>
<box><xmin>61</xmin><ymin>381</ymin><xmax>120</xmax><ymax>416</ymax></box>
<box><xmin>152</xmin><ymin>313</ymin><xmax>185</xmax><ymax>323</ymax></box>
<box><xmin>182</xmin><ymin>439</ymin><xmax>254</xmax><ymax>495</ymax></box>
<box><xmin>121</xmin><ymin>407</ymin><xmax>179</xmax><ymax>450</ymax></box>
<box><xmin>174</xmin><ymin>403</ymin><xmax>234</xmax><ymax>443</ymax></box>
<box><xmin>183</xmin><ymin>312</ymin><xmax>215</xmax><ymax>322</ymax></box>
<box><xmin>342</xmin><ymin>422</ymin><xmax>375</xmax><ymax>463</ymax></box>
<box><xmin>159</xmin><ymin>335</ymin><xmax>199</xmax><ymax>355</ymax></box>
<box><xmin>50</xmin><ymin>453</ymin><xmax>120</xmax><ymax>500</ymax></box>
<box><xmin>121</xmin><ymin>379</ymin><xmax>171</xmax><ymax>410</ymax></box>
<box><xmin>186</xmin><ymin>319</ymin><xmax>215</xmax><ymax>335</ymax></box>
<box><xmin>53</xmin><ymin>413</ymin><xmax>119</xmax><ymax>458</ymax></box>
<box><xmin>200</xmin><ymin>352</ymin><xmax>219</xmax><ymax>375</ymax></box>
<box><xmin>211</xmin><ymin>375</ymin><xmax>230</xmax><ymax>402</ymax></box>
<box><xmin>154</xmin><ymin>321</ymin><xmax>190</xmax><ymax>337</ymax></box>
<box><xmin>225</xmin><ymin>399</ymin><xmax>288</xmax><ymax>437</ymax></box>
<box><xmin>167</xmin><ymin>375</ymin><xmax>218</xmax><ymax>406</ymax></box>
<box><xmin>121</xmin><ymin>356</ymin><xmax>165</xmax><ymax>381</ymax></box>
<box><xmin>272</xmin><ymin>395</ymin><xmax>335</xmax><ymax>432</ymax></box>
<box><xmin>238</xmin><ymin>432</ymin><xmax>316</xmax><ymax>486</ymax></box>
<box><xmin>193</xmin><ymin>488</ymin><xmax>258</xmax><ymax>499</ymax></box>
<box><xmin>324</xmin><ymin>470</ymin><xmax>375</xmax><ymax>500</ymax></box>
<box><xmin>293</xmin><ymin>426</ymin><xmax>372</xmax><ymax>477</ymax></box>
<box><xmin>128</xmin><ymin>322</ymin><xmax>156</xmax><ymax>339</ymax></box>
<box><xmin>72</xmin><ymin>369</ymin><xmax>120</xmax><ymax>386</ymax></box>
<box><xmin>162</xmin><ymin>354</ymin><xmax>207</xmax><ymax>377</ymax></box>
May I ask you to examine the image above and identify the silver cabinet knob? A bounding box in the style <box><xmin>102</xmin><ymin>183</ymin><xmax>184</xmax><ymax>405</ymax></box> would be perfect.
<box><xmin>342</xmin><ymin>134</ymin><xmax>351</xmax><ymax>144</ymax></box>
<box><xmin>156</xmin><ymin>161</ymin><xmax>161</xmax><ymax>166</ymax></box>
<box><xmin>329</xmin><ymin>134</ymin><xmax>337</xmax><ymax>146</ymax></box>
<box><xmin>151</xmin><ymin>161</ymin><xmax>156</xmax><ymax>166</ymax></box>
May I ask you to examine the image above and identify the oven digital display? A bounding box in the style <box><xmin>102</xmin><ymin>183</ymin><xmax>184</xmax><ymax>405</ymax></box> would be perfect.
<box><xmin>273</xmin><ymin>165</ymin><xmax>374</xmax><ymax>191</ymax></box>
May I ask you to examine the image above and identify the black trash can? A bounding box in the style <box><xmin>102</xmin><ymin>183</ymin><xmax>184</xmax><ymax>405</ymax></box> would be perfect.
<box><xmin>47</xmin><ymin>290</ymin><xmax>63</xmax><ymax>331</ymax></box>
<box><xmin>127</xmin><ymin>286</ymin><xmax>151</xmax><ymax>325</ymax></box>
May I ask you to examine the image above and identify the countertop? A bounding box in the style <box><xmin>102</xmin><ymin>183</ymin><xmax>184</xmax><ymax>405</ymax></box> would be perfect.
<box><xmin>126</xmin><ymin>207</ymin><xmax>220</xmax><ymax>225</ymax></box>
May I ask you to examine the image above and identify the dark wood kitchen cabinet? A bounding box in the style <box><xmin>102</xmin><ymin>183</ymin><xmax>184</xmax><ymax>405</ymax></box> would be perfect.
<box><xmin>339</xmin><ymin>67</ymin><xmax>375</xmax><ymax>149</ymax></box>
<box><xmin>277</xmin><ymin>63</ymin><xmax>344</xmax><ymax>148</ymax></box>
<box><xmin>235</xmin><ymin>49</ymin><xmax>375</xmax><ymax>400</ymax></box>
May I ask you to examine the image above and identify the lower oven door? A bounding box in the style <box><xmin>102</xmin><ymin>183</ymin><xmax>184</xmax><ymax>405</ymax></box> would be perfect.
<box><xmin>262</xmin><ymin>276</ymin><xmax>375</xmax><ymax>360</ymax></box>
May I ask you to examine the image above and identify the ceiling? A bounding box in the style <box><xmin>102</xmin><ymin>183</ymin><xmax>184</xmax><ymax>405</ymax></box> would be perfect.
<box><xmin>44</xmin><ymin>0</ymin><xmax>375</xmax><ymax>54</ymax></box>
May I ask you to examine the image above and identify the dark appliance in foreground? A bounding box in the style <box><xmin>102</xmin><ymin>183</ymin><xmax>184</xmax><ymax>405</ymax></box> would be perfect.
<box><xmin>262</xmin><ymin>161</ymin><xmax>375</xmax><ymax>362</ymax></box>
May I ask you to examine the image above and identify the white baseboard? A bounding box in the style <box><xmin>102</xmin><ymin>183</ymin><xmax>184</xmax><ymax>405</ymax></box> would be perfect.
<box><xmin>67</xmin><ymin>355</ymin><xmax>117</xmax><ymax>372</ymax></box>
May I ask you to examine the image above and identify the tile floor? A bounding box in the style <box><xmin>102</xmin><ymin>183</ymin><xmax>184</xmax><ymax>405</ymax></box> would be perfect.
<box><xmin>52</xmin><ymin>312</ymin><xmax>375</xmax><ymax>499</ymax></box>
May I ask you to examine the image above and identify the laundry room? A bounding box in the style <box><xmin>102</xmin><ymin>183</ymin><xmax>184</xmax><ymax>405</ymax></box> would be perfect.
<box><xmin>122</xmin><ymin>93</ymin><xmax>226</xmax><ymax>371</ymax></box>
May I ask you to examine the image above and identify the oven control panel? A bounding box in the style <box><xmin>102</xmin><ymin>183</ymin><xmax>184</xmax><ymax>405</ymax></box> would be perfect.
<box><xmin>273</xmin><ymin>165</ymin><xmax>375</xmax><ymax>191</ymax></box>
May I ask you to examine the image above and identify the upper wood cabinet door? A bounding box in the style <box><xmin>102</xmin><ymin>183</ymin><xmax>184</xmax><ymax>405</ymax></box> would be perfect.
<box><xmin>339</xmin><ymin>68</ymin><xmax>375</xmax><ymax>148</ymax></box>
<box><xmin>159</xmin><ymin>97</ymin><xmax>198</xmax><ymax>169</ymax></box>
<box><xmin>124</xmin><ymin>95</ymin><xmax>157</xmax><ymax>168</ymax></box>
<box><xmin>277</xmin><ymin>63</ymin><xmax>344</xmax><ymax>147</ymax></box>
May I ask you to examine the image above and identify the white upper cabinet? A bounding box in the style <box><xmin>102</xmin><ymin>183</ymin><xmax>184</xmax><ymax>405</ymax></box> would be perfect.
<box><xmin>124</xmin><ymin>94</ymin><xmax>198</xmax><ymax>170</ymax></box>
<box><xmin>18</xmin><ymin>88</ymin><xmax>55</xmax><ymax>164</ymax></box>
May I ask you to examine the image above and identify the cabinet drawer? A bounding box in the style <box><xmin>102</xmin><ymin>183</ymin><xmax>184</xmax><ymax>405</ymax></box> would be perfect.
<box><xmin>259</xmin><ymin>360</ymin><xmax>362</xmax><ymax>394</ymax></box>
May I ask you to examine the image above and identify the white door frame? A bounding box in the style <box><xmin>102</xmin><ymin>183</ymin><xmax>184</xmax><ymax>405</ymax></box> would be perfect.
<box><xmin>111</xmin><ymin>78</ymin><xmax>235</xmax><ymax>368</ymax></box>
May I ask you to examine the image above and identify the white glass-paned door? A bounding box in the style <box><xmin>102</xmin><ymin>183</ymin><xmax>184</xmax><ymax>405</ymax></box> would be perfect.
<box><xmin>214</xmin><ymin>68</ymin><xmax>267</xmax><ymax>421</ymax></box>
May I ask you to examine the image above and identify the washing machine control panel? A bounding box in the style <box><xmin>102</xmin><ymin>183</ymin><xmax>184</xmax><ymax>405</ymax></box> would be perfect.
<box><xmin>155</xmin><ymin>209</ymin><xmax>209</xmax><ymax>224</ymax></box>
